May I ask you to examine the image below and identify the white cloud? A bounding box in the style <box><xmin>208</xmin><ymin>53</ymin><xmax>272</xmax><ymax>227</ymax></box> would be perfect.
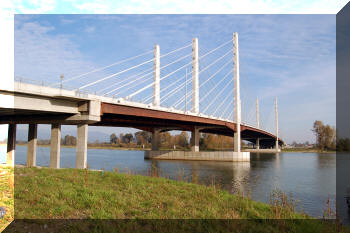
<box><xmin>73</xmin><ymin>2</ymin><xmax>112</xmax><ymax>13</ymax></box>
<box><xmin>13</xmin><ymin>0</ymin><xmax>57</xmax><ymax>13</ymax></box>
<box><xmin>14</xmin><ymin>20</ymin><xmax>101</xmax><ymax>88</ymax></box>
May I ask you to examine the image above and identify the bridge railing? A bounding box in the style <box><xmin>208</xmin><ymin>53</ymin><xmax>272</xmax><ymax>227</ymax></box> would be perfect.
<box><xmin>15</xmin><ymin>76</ymin><xmax>96</xmax><ymax>97</ymax></box>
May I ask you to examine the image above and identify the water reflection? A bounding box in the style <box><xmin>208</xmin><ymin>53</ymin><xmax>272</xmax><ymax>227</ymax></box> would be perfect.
<box><xmin>231</xmin><ymin>162</ymin><xmax>251</xmax><ymax>196</ymax></box>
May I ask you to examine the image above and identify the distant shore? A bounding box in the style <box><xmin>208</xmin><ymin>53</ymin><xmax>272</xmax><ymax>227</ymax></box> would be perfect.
<box><xmin>14</xmin><ymin>143</ymin><xmax>337</xmax><ymax>154</ymax></box>
<box><xmin>16</xmin><ymin>143</ymin><xmax>150</xmax><ymax>151</ymax></box>
<box><xmin>281</xmin><ymin>148</ymin><xmax>336</xmax><ymax>153</ymax></box>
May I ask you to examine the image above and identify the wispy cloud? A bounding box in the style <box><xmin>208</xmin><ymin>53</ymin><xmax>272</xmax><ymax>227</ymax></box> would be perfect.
<box><xmin>85</xmin><ymin>25</ymin><xmax>95</xmax><ymax>33</ymax></box>
<box><xmin>14</xmin><ymin>20</ymin><xmax>101</xmax><ymax>87</ymax></box>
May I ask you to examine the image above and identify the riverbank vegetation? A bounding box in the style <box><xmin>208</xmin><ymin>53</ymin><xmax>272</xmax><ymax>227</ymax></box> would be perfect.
<box><xmin>14</xmin><ymin>120</ymin><xmax>345</xmax><ymax>153</ymax></box>
<box><xmin>312</xmin><ymin>120</ymin><xmax>336</xmax><ymax>151</ymax></box>
<box><xmin>6</xmin><ymin>167</ymin><xmax>347</xmax><ymax>232</ymax></box>
<box><xmin>17</xmin><ymin>131</ymin><xmax>242</xmax><ymax>151</ymax></box>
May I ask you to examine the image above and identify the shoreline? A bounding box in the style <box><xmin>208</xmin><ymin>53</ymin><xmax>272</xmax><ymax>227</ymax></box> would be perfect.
<box><xmin>281</xmin><ymin>149</ymin><xmax>336</xmax><ymax>154</ymax></box>
<box><xmin>15</xmin><ymin>143</ymin><xmax>336</xmax><ymax>153</ymax></box>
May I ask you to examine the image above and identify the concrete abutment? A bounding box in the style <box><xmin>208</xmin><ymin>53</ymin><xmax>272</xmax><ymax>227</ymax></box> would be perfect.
<box><xmin>145</xmin><ymin>150</ymin><xmax>250</xmax><ymax>162</ymax></box>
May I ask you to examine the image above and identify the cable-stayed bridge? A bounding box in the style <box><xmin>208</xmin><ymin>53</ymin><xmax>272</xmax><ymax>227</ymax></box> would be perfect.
<box><xmin>1</xmin><ymin>32</ymin><xmax>283</xmax><ymax>168</ymax></box>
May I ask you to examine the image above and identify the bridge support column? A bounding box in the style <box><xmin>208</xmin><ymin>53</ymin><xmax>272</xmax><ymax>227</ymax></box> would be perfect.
<box><xmin>151</xmin><ymin>129</ymin><xmax>160</xmax><ymax>150</ymax></box>
<box><xmin>6</xmin><ymin>124</ymin><xmax>16</xmax><ymax>167</ymax></box>
<box><xmin>26</xmin><ymin>124</ymin><xmax>37</xmax><ymax>167</ymax></box>
<box><xmin>190</xmin><ymin>127</ymin><xmax>199</xmax><ymax>152</ymax></box>
<box><xmin>76</xmin><ymin>124</ymin><xmax>88</xmax><ymax>169</ymax></box>
<box><xmin>234</xmin><ymin>132</ymin><xmax>241</xmax><ymax>152</ymax></box>
<box><xmin>49</xmin><ymin>124</ymin><xmax>61</xmax><ymax>168</ymax></box>
<box><xmin>256</xmin><ymin>138</ymin><xmax>260</xmax><ymax>149</ymax></box>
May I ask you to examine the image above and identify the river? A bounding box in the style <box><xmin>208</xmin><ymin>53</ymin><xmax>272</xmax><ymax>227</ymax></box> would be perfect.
<box><xmin>14</xmin><ymin>145</ymin><xmax>340</xmax><ymax>220</ymax></box>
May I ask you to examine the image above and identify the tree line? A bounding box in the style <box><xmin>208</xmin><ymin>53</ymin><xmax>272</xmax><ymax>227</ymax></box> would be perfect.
<box><xmin>11</xmin><ymin>120</ymin><xmax>350</xmax><ymax>152</ymax></box>
<box><xmin>109</xmin><ymin>131</ymin><xmax>238</xmax><ymax>150</ymax></box>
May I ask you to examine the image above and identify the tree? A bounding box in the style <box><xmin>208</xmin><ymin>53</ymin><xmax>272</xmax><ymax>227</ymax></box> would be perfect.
<box><xmin>135</xmin><ymin>131</ymin><xmax>152</xmax><ymax>145</ymax></box>
<box><xmin>176</xmin><ymin>131</ymin><xmax>189</xmax><ymax>148</ymax></box>
<box><xmin>119</xmin><ymin>133</ymin><xmax>124</xmax><ymax>143</ymax></box>
<box><xmin>110</xmin><ymin>133</ymin><xmax>118</xmax><ymax>144</ymax></box>
<box><xmin>160</xmin><ymin>132</ymin><xmax>172</xmax><ymax>148</ymax></box>
<box><xmin>312</xmin><ymin>120</ymin><xmax>336</xmax><ymax>150</ymax></box>
<box><xmin>124</xmin><ymin>133</ymin><xmax>134</xmax><ymax>144</ymax></box>
<box><xmin>63</xmin><ymin>135</ymin><xmax>77</xmax><ymax>146</ymax></box>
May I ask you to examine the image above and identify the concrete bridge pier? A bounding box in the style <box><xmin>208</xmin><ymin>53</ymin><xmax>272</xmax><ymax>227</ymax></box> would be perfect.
<box><xmin>26</xmin><ymin>124</ymin><xmax>37</xmax><ymax>167</ymax></box>
<box><xmin>151</xmin><ymin>128</ymin><xmax>160</xmax><ymax>150</ymax></box>
<box><xmin>76</xmin><ymin>124</ymin><xmax>88</xmax><ymax>169</ymax></box>
<box><xmin>256</xmin><ymin>138</ymin><xmax>260</xmax><ymax>149</ymax></box>
<box><xmin>190</xmin><ymin>127</ymin><xmax>199</xmax><ymax>152</ymax></box>
<box><xmin>6</xmin><ymin>124</ymin><xmax>16</xmax><ymax>167</ymax></box>
<box><xmin>49</xmin><ymin>124</ymin><xmax>61</xmax><ymax>168</ymax></box>
<box><xmin>234</xmin><ymin>132</ymin><xmax>241</xmax><ymax>152</ymax></box>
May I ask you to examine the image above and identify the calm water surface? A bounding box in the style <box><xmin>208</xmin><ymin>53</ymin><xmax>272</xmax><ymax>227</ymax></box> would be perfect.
<box><xmin>15</xmin><ymin>145</ymin><xmax>338</xmax><ymax>219</ymax></box>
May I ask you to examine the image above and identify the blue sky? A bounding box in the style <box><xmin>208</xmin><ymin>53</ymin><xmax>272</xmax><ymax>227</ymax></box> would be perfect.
<box><xmin>13</xmin><ymin>14</ymin><xmax>336</xmax><ymax>144</ymax></box>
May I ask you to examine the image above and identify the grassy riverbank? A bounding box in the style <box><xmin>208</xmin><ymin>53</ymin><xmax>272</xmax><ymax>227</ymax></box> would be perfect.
<box><xmin>0</xmin><ymin>165</ymin><xmax>14</xmax><ymax>232</ymax></box>
<box><xmin>5</xmin><ymin>167</ymin><xmax>346</xmax><ymax>232</ymax></box>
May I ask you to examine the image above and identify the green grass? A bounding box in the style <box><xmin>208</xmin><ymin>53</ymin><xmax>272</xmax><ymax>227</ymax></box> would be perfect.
<box><xmin>10</xmin><ymin>167</ymin><xmax>348</xmax><ymax>232</ymax></box>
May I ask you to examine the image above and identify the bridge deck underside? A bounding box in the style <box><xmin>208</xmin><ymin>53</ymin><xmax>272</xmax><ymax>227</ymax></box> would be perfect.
<box><xmin>98</xmin><ymin>103</ymin><xmax>283</xmax><ymax>147</ymax></box>
<box><xmin>0</xmin><ymin>102</ymin><xmax>283</xmax><ymax>148</ymax></box>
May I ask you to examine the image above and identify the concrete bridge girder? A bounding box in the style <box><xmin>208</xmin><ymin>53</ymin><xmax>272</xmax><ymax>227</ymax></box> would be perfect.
<box><xmin>0</xmin><ymin>95</ymin><xmax>101</xmax><ymax>125</ymax></box>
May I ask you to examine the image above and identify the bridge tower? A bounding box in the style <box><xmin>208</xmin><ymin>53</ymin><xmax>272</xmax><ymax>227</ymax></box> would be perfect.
<box><xmin>153</xmin><ymin>44</ymin><xmax>160</xmax><ymax>107</ymax></box>
<box><xmin>275</xmin><ymin>97</ymin><xmax>279</xmax><ymax>151</ymax></box>
<box><xmin>151</xmin><ymin>45</ymin><xmax>161</xmax><ymax>150</ymax></box>
<box><xmin>190</xmin><ymin>38</ymin><xmax>200</xmax><ymax>151</ymax></box>
<box><xmin>232</xmin><ymin>32</ymin><xmax>241</xmax><ymax>153</ymax></box>
<box><xmin>256</xmin><ymin>97</ymin><xmax>260</xmax><ymax>149</ymax></box>
<box><xmin>192</xmin><ymin>38</ymin><xmax>199</xmax><ymax>114</ymax></box>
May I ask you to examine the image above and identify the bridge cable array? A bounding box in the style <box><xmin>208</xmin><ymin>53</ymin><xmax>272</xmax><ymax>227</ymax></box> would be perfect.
<box><xmin>51</xmin><ymin>49</ymin><xmax>153</xmax><ymax>87</ymax></box>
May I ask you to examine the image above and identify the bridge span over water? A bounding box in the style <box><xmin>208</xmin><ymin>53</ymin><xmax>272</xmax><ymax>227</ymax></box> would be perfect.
<box><xmin>1</xmin><ymin>32</ymin><xmax>283</xmax><ymax>168</ymax></box>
